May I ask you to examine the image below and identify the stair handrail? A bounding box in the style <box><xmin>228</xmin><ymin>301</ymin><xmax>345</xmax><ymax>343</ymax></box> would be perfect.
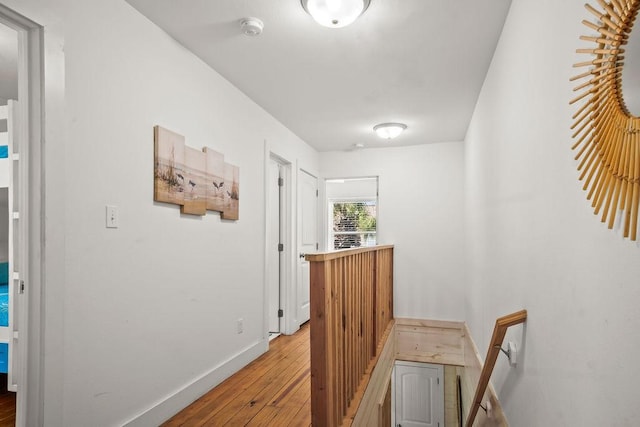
<box><xmin>466</xmin><ymin>309</ymin><xmax>527</xmax><ymax>427</ymax></box>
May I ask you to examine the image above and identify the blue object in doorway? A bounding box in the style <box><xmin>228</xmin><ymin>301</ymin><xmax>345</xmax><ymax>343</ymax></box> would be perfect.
<box><xmin>0</xmin><ymin>343</ymin><xmax>6</xmax><ymax>374</ymax></box>
<box><xmin>0</xmin><ymin>262</ymin><xmax>8</xmax><ymax>328</ymax></box>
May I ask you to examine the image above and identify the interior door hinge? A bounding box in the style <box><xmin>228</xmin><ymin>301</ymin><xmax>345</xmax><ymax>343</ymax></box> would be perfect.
<box><xmin>19</xmin><ymin>280</ymin><xmax>24</xmax><ymax>294</ymax></box>
<box><xmin>437</xmin><ymin>377</ymin><xmax>440</xmax><ymax>385</ymax></box>
<box><xmin>316</xmin><ymin>243</ymin><xmax>319</xmax><ymax>250</ymax></box>
<box><xmin>278</xmin><ymin>309</ymin><xmax>283</xmax><ymax>318</ymax></box>
<box><xmin>278</xmin><ymin>243</ymin><xmax>284</xmax><ymax>252</ymax></box>
<box><xmin>316</xmin><ymin>189</ymin><xmax>318</xmax><ymax>197</ymax></box>
<box><xmin>278</xmin><ymin>177</ymin><xmax>283</xmax><ymax>187</ymax></box>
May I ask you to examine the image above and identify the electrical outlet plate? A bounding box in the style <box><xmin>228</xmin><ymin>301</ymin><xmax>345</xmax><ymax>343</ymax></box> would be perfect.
<box><xmin>507</xmin><ymin>341</ymin><xmax>517</xmax><ymax>366</ymax></box>
<box><xmin>237</xmin><ymin>318</ymin><xmax>244</xmax><ymax>334</ymax></box>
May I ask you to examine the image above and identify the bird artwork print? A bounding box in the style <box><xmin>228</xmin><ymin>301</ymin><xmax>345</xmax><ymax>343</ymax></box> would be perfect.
<box><xmin>154</xmin><ymin>127</ymin><xmax>239</xmax><ymax>219</ymax></box>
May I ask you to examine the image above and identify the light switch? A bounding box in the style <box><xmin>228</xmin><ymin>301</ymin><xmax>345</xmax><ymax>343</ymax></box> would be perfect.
<box><xmin>106</xmin><ymin>205</ymin><xmax>119</xmax><ymax>228</ymax></box>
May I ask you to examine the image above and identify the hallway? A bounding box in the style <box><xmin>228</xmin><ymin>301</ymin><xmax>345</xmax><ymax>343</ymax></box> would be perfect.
<box><xmin>163</xmin><ymin>323</ymin><xmax>311</xmax><ymax>426</ymax></box>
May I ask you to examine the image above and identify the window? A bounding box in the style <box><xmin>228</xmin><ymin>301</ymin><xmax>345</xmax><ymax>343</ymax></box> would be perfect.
<box><xmin>326</xmin><ymin>177</ymin><xmax>378</xmax><ymax>251</ymax></box>
<box><xmin>330</xmin><ymin>200</ymin><xmax>377</xmax><ymax>249</ymax></box>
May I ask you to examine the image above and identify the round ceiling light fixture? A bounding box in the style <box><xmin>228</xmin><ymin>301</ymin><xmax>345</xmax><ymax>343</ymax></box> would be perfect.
<box><xmin>373</xmin><ymin>123</ymin><xmax>407</xmax><ymax>140</ymax></box>
<box><xmin>240</xmin><ymin>17</ymin><xmax>264</xmax><ymax>36</ymax></box>
<box><xmin>301</xmin><ymin>0</ymin><xmax>371</xmax><ymax>28</ymax></box>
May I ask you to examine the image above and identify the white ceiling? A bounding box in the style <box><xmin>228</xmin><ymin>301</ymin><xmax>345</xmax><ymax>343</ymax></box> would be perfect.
<box><xmin>126</xmin><ymin>0</ymin><xmax>512</xmax><ymax>152</ymax></box>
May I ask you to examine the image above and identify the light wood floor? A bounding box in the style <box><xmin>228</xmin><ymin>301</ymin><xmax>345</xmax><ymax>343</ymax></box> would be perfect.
<box><xmin>163</xmin><ymin>323</ymin><xmax>311</xmax><ymax>427</ymax></box>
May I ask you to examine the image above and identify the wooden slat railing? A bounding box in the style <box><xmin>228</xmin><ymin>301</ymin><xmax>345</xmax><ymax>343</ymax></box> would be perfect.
<box><xmin>466</xmin><ymin>310</ymin><xmax>527</xmax><ymax>427</ymax></box>
<box><xmin>307</xmin><ymin>245</ymin><xmax>394</xmax><ymax>427</ymax></box>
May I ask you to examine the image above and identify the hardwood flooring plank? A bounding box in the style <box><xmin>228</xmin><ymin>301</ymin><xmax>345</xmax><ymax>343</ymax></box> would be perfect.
<box><xmin>243</xmin><ymin>404</ymin><xmax>280</xmax><ymax>427</ymax></box>
<box><xmin>268</xmin><ymin>367</ymin><xmax>310</xmax><ymax>408</ymax></box>
<box><xmin>285</xmin><ymin>397</ymin><xmax>311</xmax><ymax>427</ymax></box>
<box><xmin>248</xmin><ymin>376</ymin><xmax>311</xmax><ymax>427</ymax></box>
<box><xmin>243</xmin><ymin>367</ymin><xmax>310</xmax><ymax>426</ymax></box>
<box><xmin>163</xmin><ymin>324</ymin><xmax>311</xmax><ymax>427</ymax></box>
<box><xmin>213</xmin><ymin>348</ymin><xmax>310</xmax><ymax>426</ymax></box>
<box><xmin>0</xmin><ymin>375</ymin><xmax>15</xmax><ymax>426</ymax></box>
<box><xmin>170</xmin><ymin>341</ymin><xmax>309</xmax><ymax>427</ymax></box>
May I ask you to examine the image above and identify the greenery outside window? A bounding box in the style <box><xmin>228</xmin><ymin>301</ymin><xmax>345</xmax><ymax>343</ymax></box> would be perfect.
<box><xmin>330</xmin><ymin>200</ymin><xmax>377</xmax><ymax>250</ymax></box>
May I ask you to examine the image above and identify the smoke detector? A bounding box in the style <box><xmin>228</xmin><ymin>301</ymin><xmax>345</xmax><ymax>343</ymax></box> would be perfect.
<box><xmin>240</xmin><ymin>18</ymin><xmax>264</xmax><ymax>36</ymax></box>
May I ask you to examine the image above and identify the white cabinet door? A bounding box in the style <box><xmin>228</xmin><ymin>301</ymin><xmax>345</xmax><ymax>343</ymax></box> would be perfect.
<box><xmin>297</xmin><ymin>169</ymin><xmax>317</xmax><ymax>325</ymax></box>
<box><xmin>394</xmin><ymin>362</ymin><xmax>444</xmax><ymax>427</ymax></box>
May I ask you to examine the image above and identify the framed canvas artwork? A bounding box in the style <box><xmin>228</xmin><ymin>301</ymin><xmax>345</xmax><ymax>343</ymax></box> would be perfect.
<box><xmin>153</xmin><ymin>125</ymin><xmax>240</xmax><ymax>220</ymax></box>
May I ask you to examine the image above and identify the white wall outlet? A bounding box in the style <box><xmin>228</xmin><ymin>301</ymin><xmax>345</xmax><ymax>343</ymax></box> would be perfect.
<box><xmin>106</xmin><ymin>205</ymin><xmax>119</xmax><ymax>228</ymax></box>
<box><xmin>237</xmin><ymin>318</ymin><xmax>244</xmax><ymax>334</ymax></box>
<box><xmin>507</xmin><ymin>341</ymin><xmax>517</xmax><ymax>366</ymax></box>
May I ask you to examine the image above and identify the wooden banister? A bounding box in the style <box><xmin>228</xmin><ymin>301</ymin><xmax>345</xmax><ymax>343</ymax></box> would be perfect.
<box><xmin>308</xmin><ymin>245</ymin><xmax>394</xmax><ymax>427</ymax></box>
<box><xmin>466</xmin><ymin>310</ymin><xmax>527</xmax><ymax>427</ymax></box>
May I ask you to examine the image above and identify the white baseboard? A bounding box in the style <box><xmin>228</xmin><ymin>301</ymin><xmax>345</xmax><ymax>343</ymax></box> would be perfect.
<box><xmin>122</xmin><ymin>339</ymin><xmax>269</xmax><ymax>427</ymax></box>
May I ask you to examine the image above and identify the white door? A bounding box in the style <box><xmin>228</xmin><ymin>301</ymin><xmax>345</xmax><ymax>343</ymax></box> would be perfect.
<box><xmin>297</xmin><ymin>169</ymin><xmax>317</xmax><ymax>325</ymax></box>
<box><xmin>394</xmin><ymin>362</ymin><xmax>444</xmax><ymax>427</ymax></box>
<box><xmin>267</xmin><ymin>159</ymin><xmax>281</xmax><ymax>334</ymax></box>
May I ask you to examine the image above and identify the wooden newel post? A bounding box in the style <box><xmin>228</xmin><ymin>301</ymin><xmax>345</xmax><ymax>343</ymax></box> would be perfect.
<box><xmin>309</xmin><ymin>257</ymin><xmax>333</xmax><ymax>426</ymax></box>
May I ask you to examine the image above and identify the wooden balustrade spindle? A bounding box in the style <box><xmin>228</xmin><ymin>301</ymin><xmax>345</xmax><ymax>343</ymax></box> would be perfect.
<box><xmin>308</xmin><ymin>245</ymin><xmax>394</xmax><ymax>427</ymax></box>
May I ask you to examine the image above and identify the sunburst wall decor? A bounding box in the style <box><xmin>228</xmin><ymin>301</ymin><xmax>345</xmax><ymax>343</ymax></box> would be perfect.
<box><xmin>571</xmin><ymin>0</ymin><xmax>640</xmax><ymax>240</ymax></box>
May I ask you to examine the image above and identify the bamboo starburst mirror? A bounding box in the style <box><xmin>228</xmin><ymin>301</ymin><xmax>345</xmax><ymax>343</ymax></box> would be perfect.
<box><xmin>571</xmin><ymin>0</ymin><xmax>640</xmax><ymax>240</ymax></box>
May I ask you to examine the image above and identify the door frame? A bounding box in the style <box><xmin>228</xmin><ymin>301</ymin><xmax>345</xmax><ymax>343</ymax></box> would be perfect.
<box><xmin>296</xmin><ymin>167</ymin><xmax>317</xmax><ymax>325</ymax></box>
<box><xmin>0</xmin><ymin>5</ymin><xmax>44</xmax><ymax>427</ymax></box>
<box><xmin>264</xmin><ymin>151</ymin><xmax>294</xmax><ymax>337</ymax></box>
<box><xmin>266</xmin><ymin>157</ymin><xmax>282</xmax><ymax>335</ymax></box>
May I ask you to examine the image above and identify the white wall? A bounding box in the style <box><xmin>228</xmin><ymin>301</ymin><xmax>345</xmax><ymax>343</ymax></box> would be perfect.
<box><xmin>320</xmin><ymin>143</ymin><xmax>465</xmax><ymax>321</ymax></box>
<box><xmin>465</xmin><ymin>0</ymin><xmax>640</xmax><ymax>425</ymax></box>
<box><xmin>326</xmin><ymin>178</ymin><xmax>377</xmax><ymax>200</ymax></box>
<box><xmin>0</xmin><ymin>23</ymin><xmax>18</xmax><ymax>101</ymax></box>
<box><xmin>2</xmin><ymin>0</ymin><xmax>317</xmax><ymax>425</ymax></box>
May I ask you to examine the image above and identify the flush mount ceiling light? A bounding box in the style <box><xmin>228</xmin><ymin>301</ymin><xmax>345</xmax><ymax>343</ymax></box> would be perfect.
<box><xmin>301</xmin><ymin>0</ymin><xmax>371</xmax><ymax>28</ymax></box>
<box><xmin>240</xmin><ymin>17</ymin><xmax>264</xmax><ymax>36</ymax></box>
<box><xmin>373</xmin><ymin>123</ymin><xmax>407</xmax><ymax>139</ymax></box>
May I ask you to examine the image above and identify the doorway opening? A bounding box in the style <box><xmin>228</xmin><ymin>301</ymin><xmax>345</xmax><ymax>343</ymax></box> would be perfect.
<box><xmin>0</xmin><ymin>4</ymin><xmax>45</xmax><ymax>426</ymax></box>
<box><xmin>0</xmin><ymin>20</ymin><xmax>18</xmax><ymax>426</ymax></box>
<box><xmin>266</xmin><ymin>154</ymin><xmax>292</xmax><ymax>339</ymax></box>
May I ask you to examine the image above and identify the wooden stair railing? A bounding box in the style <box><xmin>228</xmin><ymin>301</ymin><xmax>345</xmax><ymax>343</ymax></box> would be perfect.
<box><xmin>307</xmin><ymin>245</ymin><xmax>394</xmax><ymax>427</ymax></box>
<box><xmin>466</xmin><ymin>310</ymin><xmax>527</xmax><ymax>427</ymax></box>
